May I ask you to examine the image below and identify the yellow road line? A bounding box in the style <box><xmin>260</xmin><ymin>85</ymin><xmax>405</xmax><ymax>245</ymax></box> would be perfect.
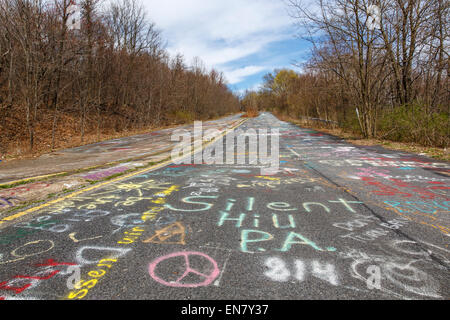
<box><xmin>0</xmin><ymin>119</ymin><xmax>248</xmax><ymax>225</ymax></box>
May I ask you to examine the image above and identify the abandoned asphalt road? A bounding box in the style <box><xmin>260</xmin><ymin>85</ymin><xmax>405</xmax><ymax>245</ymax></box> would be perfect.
<box><xmin>0</xmin><ymin>113</ymin><xmax>449</xmax><ymax>300</ymax></box>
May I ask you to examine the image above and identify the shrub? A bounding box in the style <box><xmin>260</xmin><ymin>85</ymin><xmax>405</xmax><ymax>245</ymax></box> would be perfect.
<box><xmin>378</xmin><ymin>103</ymin><xmax>449</xmax><ymax>148</ymax></box>
<box><xmin>172</xmin><ymin>110</ymin><xmax>194</xmax><ymax>124</ymax></box>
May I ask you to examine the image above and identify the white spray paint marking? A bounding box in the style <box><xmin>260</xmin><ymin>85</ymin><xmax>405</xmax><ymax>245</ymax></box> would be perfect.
<box><xmin>214</xmin><ymin>250</ymin><xmax>233</xmax><ymax>287</ymax></box>
<box><xmin>384</xmin><ymin>260</ymin><xmax>441</xmax><ymax>298</ymax></box>
<box><xmin>287</xmin><ymin>147</ymin><xmax>301</xmax><ymax>158</ymax></box>
<box><xmin>264</xmin><ymin>257</ymin><xmax>339</xmax><ymax>286</ymax></box>
<box><xmin>342</xmin><ymin>248</ymin><xmax>442</xmax><ymax>299</ymax></box>
<box><xmin>264</xmin><ymin>257</ymin><xmax>290</xmax><ymax>282</ymax></box>
<box><xmin>311</xmin><ymin>261</ymin><xmax>339</xmax><ymax>286</ymax></box>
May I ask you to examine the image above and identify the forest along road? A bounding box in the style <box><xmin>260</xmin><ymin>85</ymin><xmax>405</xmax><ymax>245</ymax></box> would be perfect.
<box><xmin>0</xmin><ymin>112</ymin><xmax>449</xmax><ymax>300</ymax></box>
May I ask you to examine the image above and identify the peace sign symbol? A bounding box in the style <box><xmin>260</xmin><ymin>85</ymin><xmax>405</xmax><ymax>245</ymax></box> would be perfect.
<box><xmin>148</xmin><ymin>251</ymin><xmax>220</xmax><ymax>288</ymax></box>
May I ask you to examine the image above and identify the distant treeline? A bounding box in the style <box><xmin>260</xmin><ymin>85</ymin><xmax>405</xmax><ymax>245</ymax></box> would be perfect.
<box><xmin>242</xmin><ymin>0</ymin><xmax>449</xmax><ymax>148</ymax></box>
<box><xmin>0</xmin><ymin>0</ymin><xmax>240</xmax><ymax>155</ymax></box>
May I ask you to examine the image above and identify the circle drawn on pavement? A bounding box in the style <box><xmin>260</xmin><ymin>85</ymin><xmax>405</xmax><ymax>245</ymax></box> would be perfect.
<box><xmin>148</xmin><ymin>251</ymin><xmax>219</xmax><ymax>288</ymax></box>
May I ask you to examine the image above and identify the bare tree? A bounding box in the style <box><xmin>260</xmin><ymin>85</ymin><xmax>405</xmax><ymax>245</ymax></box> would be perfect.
<box><xmin>0</xmin><ymin>0</ymin><xmax>240</xmax><ymax>158</ymax></box>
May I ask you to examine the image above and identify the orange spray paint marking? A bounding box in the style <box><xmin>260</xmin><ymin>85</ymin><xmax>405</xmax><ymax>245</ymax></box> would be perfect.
<box><xmin>143</xmin><ymin>222</ymin><xmax>186</xmax><ymax>245</ymax></box>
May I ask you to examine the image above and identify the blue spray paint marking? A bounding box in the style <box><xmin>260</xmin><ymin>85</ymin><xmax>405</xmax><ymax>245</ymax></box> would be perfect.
<box><xmin>246</xmin><ymin>197</ymin><xmax>255</xmax><ymax>211</ymax></box>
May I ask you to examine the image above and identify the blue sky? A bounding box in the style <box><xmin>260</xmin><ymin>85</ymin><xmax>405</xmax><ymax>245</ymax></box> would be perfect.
<box><xmin>225</xmin><ymin>37</ymin><xmax>312</xmax><ymax>93</ymax></box>
<box><xmin>141</xmin><ymin>0</ymin><xmax>313</xmax><ymax>93</ymax></box>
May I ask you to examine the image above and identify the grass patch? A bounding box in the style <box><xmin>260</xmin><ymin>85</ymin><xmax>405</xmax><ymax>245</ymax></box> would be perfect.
<box><xmin>0</xmin><ymin>180</ymin><xmax>32</xmax><ymax>190</ymax></box>
<box><xmin>0</xmin><ymin>199</ymin><xmax>46</xmax><ymax>216</ymax></box>
<box><xmin>0</xmin><ymin>172</ymin><xmax>71</xmax><ymax>189</ymax></box>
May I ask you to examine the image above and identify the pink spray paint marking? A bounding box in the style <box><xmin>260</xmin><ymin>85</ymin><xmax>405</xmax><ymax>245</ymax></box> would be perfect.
<box><xmin>356</xmin><ymin>168</ymin><xmax>391</xmax><ymax>178</ymax></box>
<box><xmin>148</xmin><ymin>251</ymin><xmax>219</xmax><ymax>288</ymax></box>
<box><xmin>83</xmin><ymin>166</ymin><xmax>129</xmax><ymax>180</ymax></box>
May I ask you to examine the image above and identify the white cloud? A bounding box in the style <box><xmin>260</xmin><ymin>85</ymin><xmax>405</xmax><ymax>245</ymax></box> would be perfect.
<box><xmin>224</xmin><ymin>65</ymin><xmax>267</xmax><ymax>84</ymax></box>
<box><xmin>141</xmin><ymin>0</ymin><xmax>295</xmax><ymax>85</ymax></box>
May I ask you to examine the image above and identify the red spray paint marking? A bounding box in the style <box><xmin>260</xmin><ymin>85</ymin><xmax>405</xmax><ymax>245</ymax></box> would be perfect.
<box><xmin>34</xmin><ymin>259</ymin><xmax>76</xmax><ymax>267</ymax></box>
<box><xmin>0</xmin><ymin>297</ymin><xmax>5</xmax><ymax>300</ymax></box>
<box><xmin>361</xmin><ymin>177</ymin><xmax>412</xmax><ymax>197</ymax></box>
<box><xmin>360</xmin><ymin>157</ymin><xmax>429</xmax><ymax>163</ymax></box>
<box><xmin>389</xmin><ymin>179</ymin><xmax>450</xmax><ymax>200</ymax></box>
<box><xmin>14</xmin><ymin>270</ymin><xmax>60</xmax><ymax>281</ymax></box>
<box><xmin>429</xmin><ymin>185</ymin><xmax>450</xmax><ymax>191</ymax></box>
<box><xmin>168</xmin><ymin>164</ymin><xmax>197</xmax><ymax>168</ymax></box>
<box><xmin>0</xmin><ymin>183</ymin><xmax>51</xmax><ymax>197</ymax></box>
<box><xmin>362</xmin><ymin>176</ymin><xmax>450</xmax><ymax>200</ymax></box>
<box><xmin>366</xmin><ymin>176</ymin><xmax>446</xmax><ymax>199</ymax></box>
<box><xmin>0</xmin><ymin>259</ymin><xmax>76</xmax><ymax>295</ymax></box>
<box><xmin>0</xmin><ymin>271</ymin><xmax>60</xmax><ymax>294</ymax></box>
<box><xmin>0</xmin><ymin>281</ymin><xmax>32</xmax><ymax>294</ymax></box>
